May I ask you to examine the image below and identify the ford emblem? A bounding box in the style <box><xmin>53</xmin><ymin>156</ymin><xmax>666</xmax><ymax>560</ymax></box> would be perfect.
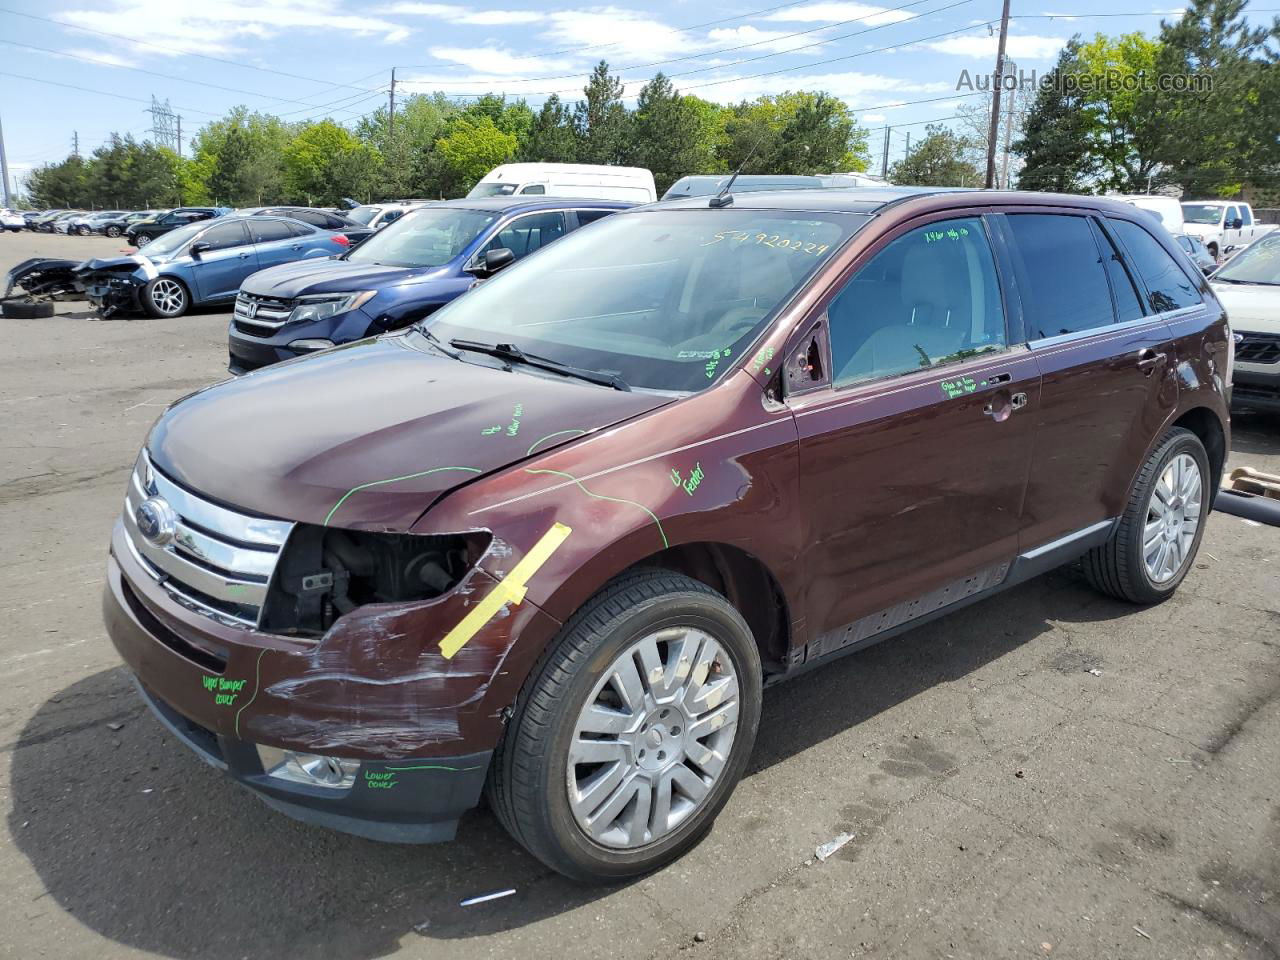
<box><xmin>135</xmin><ymin>496</ymin><xmax>178</xmax><ymax>546</ymax></box>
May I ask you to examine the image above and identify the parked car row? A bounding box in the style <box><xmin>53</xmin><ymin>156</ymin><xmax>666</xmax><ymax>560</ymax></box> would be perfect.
<box><xmin>102</xmin><ymin>186</ymin><xmax>1234</xmax><ymax>882</ymax></box>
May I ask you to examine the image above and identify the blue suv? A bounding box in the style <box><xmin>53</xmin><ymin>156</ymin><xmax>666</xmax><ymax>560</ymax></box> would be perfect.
<box><xmin>227</xmin><ymin>197</ymin><xmax>631</xmax><ymax>374</ymax></box>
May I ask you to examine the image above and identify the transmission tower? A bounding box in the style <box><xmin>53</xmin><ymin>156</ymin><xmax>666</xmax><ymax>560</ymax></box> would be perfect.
<box><xmin>148</xmin><ymin>96</ymin><xmax>181</xmax><ymax>152</ymax></box>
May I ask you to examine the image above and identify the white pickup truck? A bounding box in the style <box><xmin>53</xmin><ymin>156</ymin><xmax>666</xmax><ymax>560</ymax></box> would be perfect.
<box><xmin>1180</xmin><ymin>201</ymin><xmax>1277</xmax><ymax>261</ymax></box>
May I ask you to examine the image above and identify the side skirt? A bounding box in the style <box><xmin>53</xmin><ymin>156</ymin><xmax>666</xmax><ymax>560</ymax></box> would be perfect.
<box><xmin>770</xmin><ymin>519</ymin><xmax>1118</xmax><ymax>687</ymax></box>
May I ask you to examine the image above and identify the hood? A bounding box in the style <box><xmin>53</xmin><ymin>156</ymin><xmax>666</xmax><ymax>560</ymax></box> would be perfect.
<box><xmin>146</xmin><ymin>335</ymin><xmax>670</xmax><ymax>530</ymax></box>
<box><xmin>1212</xmin><ymin>282</ymin><xmax>1280</xmax><ymax>331</ymax></box>
<box><xmin>76</xmin><ymin>254</ymin><xmax>165</xmax><ymax>276</ymax></box>
<box><xmin>238</xmin><ymin>257</ymin><xmax>443</xmax><ymax>299</ymax></box>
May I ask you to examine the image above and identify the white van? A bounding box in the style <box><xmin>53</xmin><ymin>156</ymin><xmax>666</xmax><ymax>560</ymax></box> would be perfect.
<box><xmin>468</xmin><ymin>163</ymin><xmax>657</xmax><ymax>203</ymax></box>
<box><xmin>1114</xmin><ymin>195</ymin><xmax>1185</xmax><ymax>233</ymax></box>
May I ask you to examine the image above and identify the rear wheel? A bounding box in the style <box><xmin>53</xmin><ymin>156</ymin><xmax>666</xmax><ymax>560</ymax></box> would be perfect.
<box><xmin>488</xmin><ymin>570</ymin><xmax>762</xmax><ymax>881</ymax></box>
<box><xmin>142</xmin><ymin>277</ymin><xmax>190</xmax><ymax>318</ymax></box>
<box><xmin>105</xmin><ymin>225</ymin><xmax>121</xmax><ymax>238</ymax></box>
<box><xmin>1</xmin><ymin>299</ymin><xmax>56</xmax><ymax>319</ymax></box>
<box><xmin>1083</xmin><ymin>427</ymin><xmax>1209</xmax><ymax>604</ymax></box>
<box><xmin>77</xmin><ymin>225</ymin><xmax>91</xmax><ymax>236</ymax></box>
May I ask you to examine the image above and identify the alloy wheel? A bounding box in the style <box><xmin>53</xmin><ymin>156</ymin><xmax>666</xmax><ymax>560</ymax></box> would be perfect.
<box><xmin>1143</xmin><ymin>452</ymin><xmax>1202</xmax><ymax>584</ymax></box>
<box><xmin>567</xmin><ymin>626</ymin><xmax>739</xmax><ymax>849</ymax></box>
<box><xmin>136</xmin><ymin>234</ymin><xmax>151</xmax><ymax>246</ymax></box>
<box><xmin>149</xmin><ymin>279</ymin><xmax>187</xmax><ymax>316</ymax></box>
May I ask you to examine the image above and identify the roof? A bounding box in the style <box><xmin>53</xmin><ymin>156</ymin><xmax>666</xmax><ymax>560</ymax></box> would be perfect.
<box><xmin>417</xmin><ymin>197</ymin><xmax>637</xmax><ymax>212</ymax></box>
<box><xmin>647</xmin><ymin>187</ymin><xmax>1160</xmax><ymax>217</ymax></box>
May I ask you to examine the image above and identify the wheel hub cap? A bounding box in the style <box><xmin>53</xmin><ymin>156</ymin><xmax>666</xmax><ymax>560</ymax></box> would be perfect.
<box><xmin>1143</xmin><ymin>453</ymin><xmax>1202</xmax><ymax>584</ymax></box>
<box><xmin>567</xmin><ymin>626</ymin><xmax>739</xmax><ymax>849</ymax></box>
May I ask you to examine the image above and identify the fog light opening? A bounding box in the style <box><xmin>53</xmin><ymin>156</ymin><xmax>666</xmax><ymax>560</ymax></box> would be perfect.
<box><xmin>256</xmin><ymin>743</ymin><xmax>360</xmax><ymax>789</ymax></box>
<box><xmin>287</xmin><ymin>338</ymin><xmax>336</xmax><ymax>353</ymax></box>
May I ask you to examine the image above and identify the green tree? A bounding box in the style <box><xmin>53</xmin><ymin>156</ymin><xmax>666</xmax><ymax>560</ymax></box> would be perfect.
<box><xmin>721</xmin><ymin>92</ymin><xmax>868</xmax><ymax>174</ymax></box>
<box><xmin>630</xmin><ymin>74</ymin><xmax>720</xmax><ymax>192</ymax></box>
<box><xmin>574</xmin><ymin>61</ymin><xmax>629</xmax><ymax>164</ymax></box>
<box><xmin>1013</xmin><ymin>38</ymin><xmax>1101</xmax><ymax>192</ymax></box>
<box><xmin>191</xmin><ymin>107</ymin><xmax>291</xmax><ymax>205</ymax></box>
<box><xmin>434</xmin><ymin>115</ymin><xmax>517</xmax><ymax>193</ymax></box>
<box><xmin>28</xmin><ymin>154</ymin><xmax>91</xmax><ymax>208</ymax></box>
<box><xmin>520</xmin><ymin>94</ymin><xmax>579</xmax><ymax>163</ymax></box>
<box><xmin>889</xmin><ymin>124</ymin><xmax>983</xmax><ymax>186</ymax></box>
<box><xmin>1076</xmin><ymin>31</ymin><xmax>1167</xmax><ymax>191</ymax></box>
<box><xmin>357</xmin><ymin>92</ymin><xmax>458</xmax><ymax>198</ymax></box>
<box><xmin>283</xmin><ymin>121</ymin><xmax>381</xmax><ymax>205</ymax></box>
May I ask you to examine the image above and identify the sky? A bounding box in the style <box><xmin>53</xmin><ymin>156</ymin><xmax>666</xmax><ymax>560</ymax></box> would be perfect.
<box><xmin>0</xmin><ymin>0</ymin><xmax>1203</xmax><ymax>192</ymax></box>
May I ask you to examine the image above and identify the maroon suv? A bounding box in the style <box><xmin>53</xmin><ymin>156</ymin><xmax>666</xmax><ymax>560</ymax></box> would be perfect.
<box><xmin>104</xmin><ymin>188</ymin><xmax>1230</xmax><ymax>881</ymax></box>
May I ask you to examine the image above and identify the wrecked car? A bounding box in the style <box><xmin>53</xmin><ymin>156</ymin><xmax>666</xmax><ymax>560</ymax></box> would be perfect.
<box><xmin>2</xmin><ymin>257</ymin><xmax>85</xmax><ymax>318</ymax></box>
<box><xmin>71</xmin><ymin>214</ymin><xmax>362</xmax><ymax>318</ymax></box>
<box><xmin>104</xmin><ymin>188</ymin><xmax>1229</xmax><ymax>882</ymax></box>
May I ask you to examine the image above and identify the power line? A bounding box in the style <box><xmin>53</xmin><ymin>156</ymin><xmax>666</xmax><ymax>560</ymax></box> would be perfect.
<box><xmin>0</xmin><ymin>6</ymin><xmax>385</xmax><ymax>94</ymax></box>
<box><xmin>0</xmin><ymin>70</ymin><xmax>220</xmax><ymax>115</ymax></box>
<box><xmin>0</xmin><ymin>39</ymin><xmax>378</xmax><ymax>109</ymax></box>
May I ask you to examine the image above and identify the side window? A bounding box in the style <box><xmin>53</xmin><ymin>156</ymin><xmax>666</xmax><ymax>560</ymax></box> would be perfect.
<box><xmin>1004</xmin><ymin>213</ymin><xmax>1115</xmax><ymax>339</ymax></box>
<box><xmin>519</xmin><ymin>184</ymin><xmax>546</xmax><ymax>195</ymax></box>
<box><xmin>381</xmin><ymin>209</ymin><xmax>403</xmax><ymax>226</ymax></box>
<box><xmin>1225</xmin><ymin>205</ymin><xmax>1239</xmax><ymax>226</ymax></box>
<box><xmin>1240</xmin><ymin>206</ymin><xmax>1253</xmax><ymax>226</ymax></box>
<box><xmin>1108</xmin><ymin>218</ymin><xmax>1203</xmax><ymax>312</ymax></box>
<box><xmin>827</xmin><ymin>217</ymin><xmax>1006</xmax><ymax>387</ymax></box>
<box><xmin>284</xmin><ymin>221</ymin><xmax>314</xmax><ymax>237</ymax></box>
<box><xmin>575</xmin><ymin>209</ymin><xmax>615</xmax><ymax>227</ymax></box>
<box><xmin>1090</xmin><ymin>219</ymin><xmax>1145</xmax><ymax>322</ymax></box>
<box><xmin>197</xmin><ymin>220</ymin><xmax>249</xmax><ymax>250</ymax></box>
<box><xmin>250</xmin><ymin>220</ymin><xmax>294</xmax><ymax>244</ymax></box>
<box><xmin>485</xmin><ymin>211</ymin><xmax>567</xmax><ymax>260</ymax></box>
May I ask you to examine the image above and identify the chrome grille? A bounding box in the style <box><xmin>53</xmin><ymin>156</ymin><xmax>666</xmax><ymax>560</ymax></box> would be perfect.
<box><xmin>234</xmin><ymin>292</ymin><xmax>294</xmax><ymax>335</ymax></box>
<box><xmin>122</xmin><ymin>451</ymin><xmax>293</xmax><ymax>628</ymax></box>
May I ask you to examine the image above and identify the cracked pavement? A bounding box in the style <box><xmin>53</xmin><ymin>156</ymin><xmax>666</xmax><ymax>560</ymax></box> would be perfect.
<box><xmin>1</xmin><ymin>232</ymin><xmax>1278</xmax><ymax>960</ymax></box>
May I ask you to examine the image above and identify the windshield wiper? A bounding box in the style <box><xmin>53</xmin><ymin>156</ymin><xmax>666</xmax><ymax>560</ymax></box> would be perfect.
<box><xmin>417</xmin><ymin>327</ymin><xmax>461</xmax><ymax>359</ymax></box>
<box><xmin>448</xmin><ymin>339</ymin><xmax>630</xmax><ymax>391</ymax></box>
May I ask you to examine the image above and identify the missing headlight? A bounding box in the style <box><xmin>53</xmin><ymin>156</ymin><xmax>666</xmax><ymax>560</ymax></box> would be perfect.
<box><xmin>260</xmin><ymin>525</ymin><xmax>491</xmax><ymax>636</ymax></box>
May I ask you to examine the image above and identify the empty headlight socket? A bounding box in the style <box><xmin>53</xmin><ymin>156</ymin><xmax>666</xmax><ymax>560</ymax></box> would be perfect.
<box><xmin>260</xmin><ymin>525</ymin><xmax>491</xmax><ymax>636</ymax></box>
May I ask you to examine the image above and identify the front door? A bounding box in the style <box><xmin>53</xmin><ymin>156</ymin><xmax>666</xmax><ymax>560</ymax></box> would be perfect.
<box><xmin>997</xmin><ymin>210</ymin><xmax>1179</xmax><ymax>550</ymax></box>
<box><xmin>790</xmin><ymin>214</ymin><xmax>1040</xmax><ymax>655</ymax></box>
<box><xmin>190</xmin><ymin>219</ymin><xmax>257</xmax><ymax>302</ymax></box>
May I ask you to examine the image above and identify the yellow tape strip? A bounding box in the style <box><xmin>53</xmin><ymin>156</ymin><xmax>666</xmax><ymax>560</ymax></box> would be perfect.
<box><xmin>438</xmin><ymin>522</ymin><xmax>572</xmax><ymax>659</ymax></box>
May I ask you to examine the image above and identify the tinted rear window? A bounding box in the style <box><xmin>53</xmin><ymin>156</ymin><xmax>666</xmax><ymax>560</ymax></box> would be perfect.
<box><xmin>1005</xmin><ymin>214</ymin><xmax>1115</xmax><ymax>339</ymax></box>
<box><xmin>1109</xmin><ymin>219</ymin><xmax>1203</xmax><ymax>312</ymax></box>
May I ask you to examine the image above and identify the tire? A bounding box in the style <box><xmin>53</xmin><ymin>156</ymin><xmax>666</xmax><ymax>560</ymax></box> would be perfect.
<box><xmin>1207</xmin><ymin>242</ymin><xmax>1219</xmax><ymax>261</ymax></box>
<box><xmin>105</xmin><ymin>226</ymin><xmax>121</xmax><ymax>238</ymax></box>
<box><xmin>134</xmin><ymin>233</ymin><xmax>153</xmax><ymax>246</ymax></box>
<box><xmin>1083</xmin><ymin>427</ymin><xmax>1210</xmax><ymax>604</ymax></box>
<box><xmin>77</xmin><ymin>225</ymin><xmax>90</xmax><ymax>236</ymax></box>
<box><xmin>2</xmin><ymin>299</ymin><xmax>56</xmax><ymax>319</ymax></box>
<box><xmin>142</xmin><ymin>276</ymin><xmax>190</xmax><ymax>318</ymax></box>
<box><xmin>488</xmin><ymin>569</ymin><xmax>763</xmax><ymax>882</ymax></box>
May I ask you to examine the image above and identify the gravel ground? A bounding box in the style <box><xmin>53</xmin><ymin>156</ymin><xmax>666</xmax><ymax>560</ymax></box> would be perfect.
<box><xmin>1</xmin><ymin>230</ymin><xmax>1278</xmax><ymax>960</ymax></box>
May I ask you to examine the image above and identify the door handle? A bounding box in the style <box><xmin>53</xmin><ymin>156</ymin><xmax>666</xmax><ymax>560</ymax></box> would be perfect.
<box><xmin>1136</xmin><ymin>348</ymin><xmax>1166</xmax><ymax>375</ymax></box>
<box><xmin>238</xmin><ymin>252</ymin><xmax>250</xmax><ymax>259</ymax></box>
<box><xmin>983</xmin><ymin>392</ymin><xmax>1028</xmax><ymax>421</ymax></box>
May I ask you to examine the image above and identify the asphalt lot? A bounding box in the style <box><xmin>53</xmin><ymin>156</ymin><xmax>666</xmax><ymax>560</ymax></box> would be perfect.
<box><xmin>1</xmin><ymin>229</ymin><xmax>1278</xmax><ymax>960</ymax></box>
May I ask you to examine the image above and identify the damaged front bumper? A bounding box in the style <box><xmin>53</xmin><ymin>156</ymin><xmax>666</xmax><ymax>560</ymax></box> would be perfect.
<box><xmin>4</xmin><ymin>256</ymin><xmax>148</xmax><ymax>317</ymax></box>
<box><xmin>104</xmin><ymin>519</ymin><xmax>563</xmax><ymax>842</ymax></box>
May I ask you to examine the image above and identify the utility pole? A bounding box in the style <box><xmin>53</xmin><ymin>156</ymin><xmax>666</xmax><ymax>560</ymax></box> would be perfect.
<box><xmin>0</xmin><ymin>112</ymin><xmax>11</xmax><ymax>208</ymax></box>
<box><xmin>984</xmin><ymin>0</ymin><xmax>1011</xmax><ymax>189</ymax></box>
<box><xmin>73</xmin><ymin>130</ymin><xmax>80</xmax><ymax>158</ymax></box>
<box><xmin>999</xmin><ymin>60</ymin><xmax>1017</xmax><ymax>189</ymax></box>
<box><xmin>388</xmin><ymin>67</ymin><xmax>397</xmax><ymax>145</ymax></box>
<box><xmin>904</xmin><ymin>131</ymin><xmax>911</xmax><ymax>160</ymax></box>
<box><xmin>177</xmin><ymin>115</ymin><xmax>183</xmax><ymax>158</ymax></box>
<box><xmin>881</xmin><ymin>125</ymin><xmax>891</xmax><ymax>179</ymax></box>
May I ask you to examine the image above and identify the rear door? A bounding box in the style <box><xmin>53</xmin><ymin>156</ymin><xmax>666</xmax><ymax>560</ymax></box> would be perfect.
<box><xmin>248</xmin><ymin>218</ymin><xmax>310</xmax><ymax>271</ymax></box>
<box><xmin>997</xmin><ymin>209</ymin><xmax>1177</xmax><ymax>552</ymax></box>
<box><xmin>790</xmin><ymin>213</ymin><xmax>1040</xmax><ymax>656</ymax></box>
<box><xmin>189</xmin><ymin>219</ymin><xmax>256</xmax><ymax>302</ymax></box>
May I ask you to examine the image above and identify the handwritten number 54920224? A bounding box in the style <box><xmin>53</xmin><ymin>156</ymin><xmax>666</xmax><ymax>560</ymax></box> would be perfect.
<box><xmin>702</xmin><ymin>230</ymin><xmax>829</xmax><ymax>257</ymax></box>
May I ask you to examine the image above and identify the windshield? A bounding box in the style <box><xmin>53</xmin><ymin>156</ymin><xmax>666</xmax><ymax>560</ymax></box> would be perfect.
<box><xmin>141</xmin><ymin>221</ymin><xmax>209</xmax><ymax>257</ymax></box>
<box><xmin>1182</xmin><ymin>204</ymin><xmax>1224</xmax><ymax>225</ymax></box>
<box><xmin>345</xmin><ymin>207</ymin><xmax>497</xmax><ymax>268</ymax></box>
<box><xmin>1214</xmin><ymin>234</ymin><xmax>1280</xmax><ymax>285</ymax></box>
<box><xmin>347</xmin><ymin>205</ymin><xmax>381</xmax><ymax>225</ymax></box>
<box><xmin>418</xmin><ymin>208</ymin><xmax>867</xmax><ymax>392</ymax></box>
<box><xmin>468</xmin><ymin>182</ymin><xmax>518</xmax><ymax>198</ymax></box>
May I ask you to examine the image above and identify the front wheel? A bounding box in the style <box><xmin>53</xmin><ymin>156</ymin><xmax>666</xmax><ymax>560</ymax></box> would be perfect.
<box><xmin>105</xmin><ymin>225</ymin><xmax>121</xmax><ymax>238</ymax></box>
<box><xmin>1083</xmin><ymin>427</ymin><xmax>1210</xmax><ymax>604</ymax></box>
<box><xmin>134</xmin><ymin>233</ymin><xmax>153</xmax><ymax>246</ymax></box>
<box><xmin>77</xmin><ymin>225</ymin><xmax>91</xmax><ymax>236</ymax></box>
<box><xmin>488</xmin><ymin>570</ymin><xmax>762</xmax><ymax>882</ymax></box>
<box><xmin>142</xmin><ymin>276</ymin><xmax>190</xmax><ymax>318</ymax></box>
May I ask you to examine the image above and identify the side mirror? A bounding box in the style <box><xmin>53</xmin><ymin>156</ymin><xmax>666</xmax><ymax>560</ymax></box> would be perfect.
<box><xmin>1231</xmin><ymin>218</ymin><xmax>1243</xmax><ymax>230</ymax></box>
<box><xmin>189</xmin><ymin>241</ymin><xmax>211</xmax><ymax>258</ymax></box>
<box><xmin>469</xmin><ymin>247</ymin><xmax>515</xmax><ymax>277</ymax></box>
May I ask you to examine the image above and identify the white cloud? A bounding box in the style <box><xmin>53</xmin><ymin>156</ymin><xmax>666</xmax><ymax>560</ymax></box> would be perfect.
<box><xmin>541</xmin><ymin>8</ymin><xmax>705</xmax><ymax>62</ymax></box>
<box><xmin>705</xmin><ymin>25</ymin><xmax>836</xmax><ymax>55</ymax></box>
<box><xmin>861</xmin><ymin>112</ymin><xmax>886</xmax><ymax>121</ymax></box>
<box><xmin>920</xmin><ymin>33</ymin><xmax>1066</xmax><ymax>60</ymax></box>
<box><xmin>424</xmin><ymin>46</ymin><xmax>575</xmax><ymax>75</ymax></box>
<box><xmin>383</xmin><ymin>26</ymin><xmax>412</xmax><ymax>43</ymax></box>
<box><xmin>680</xmin><ymin>70</ymin><xmax>951</xmax><ymax>106</ymax></box>
<box><xmin>379</xmin><ymin>3</ymin><xmax>544</xmax><ymax>24</ymax></box>
<box><xmin>762</xmin><ymin>2</ymin><xmax>916</xmax><ymax>25</ymax></box>
<box><xmin>62</xmin><ymin>0</ymin><xmax>413</xmax><ymax>56</ymax></box>
<box><xmin>59</xmin><ymin>47</ymin><xmax>133</xmax><ymax>67</ymax></box>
